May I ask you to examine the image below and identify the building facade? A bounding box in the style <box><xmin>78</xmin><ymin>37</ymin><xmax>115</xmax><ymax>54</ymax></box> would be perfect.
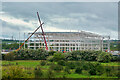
<box><xmin>27</xmin><ymin>31</ymin><xmax>110</xmax><ymax>52</ymax></box>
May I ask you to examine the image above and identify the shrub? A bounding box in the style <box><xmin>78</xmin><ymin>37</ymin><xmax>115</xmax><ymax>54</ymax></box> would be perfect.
<box><xmin>74</xmin><ymin>61</ymin><xmax>83</xmax><ymax>67</ymax></box>
<box><xmin>89</xmin><ymin>68</ymin><xmax>96</xmax><ymax>75</ymax></box>
<box><xmin>64</xmin><ymin>66</ymin><xmax>71</xmax><ymax>74</ymax></box>
<box><xmin>16</xmin><ymin>62</ymin><xmax>18</xmax><ymax>65</ymax></box>
<box><xmin>48</xmin><ymin>50</ymin><xmax>56</xmax><ymax>55</ymax></box>
<box><xmin>47</xmin><ymin>56</ymin><xmax>54</xmax><ymax>62</ymax></box>
<box><xmin>34</xmin><ymin>66</ymin><xmax>43</xmax><ymax>78</ymax></box>
<box><xmin>36</xmin><ymin>48</ymin><xmax>49</xmax><ymax>60</ymax></box>
<box><xmin>2</xmin><ymin>54</ymin><xmax>5</xmax><ymax>60</ymax></box>
<box><xmin>82</xmin><ymin>63</ymin><xmax>90</xmax><ymax>70</ymax></box>
<box><xmin>58</xmin><ymin>60</ymin><xmax>66</xmax><ymax>66</ymax></box>
<box><xmin>105</xmin><ymin>66</ymin><xmax>112</xmax><ymax>77</ymax></box>
<box><xmin>87</xmin><ymin>62</ymin><xmax>95</xmax><ymax>70</ymax></box>
<box><xmin>53</xmin><ymin>52</ymin><xmax>65</xmax><ymax>61</ymax></box>
<box><xmin>105</xmin><ymin>66</ymin><xmax>118</xmax><ymax>77</ymax></box>
<box><xmin>14</xmin><ymin>49</ymin><xmax>35</xmax><ymax>60</ymax></box>
<box><xmin>14</xmin><ymin>48</ymin><xmax>49</xmax><ymax>60</ymax></box>
<box><xmin>75</xmin><ymin>67</ymin><xmax>82</xmax><ymax>74</ymax></box>
<box><xmin>2</xmin><ymin>66</ymin><xmax>25</xmax><ymax>79</ymax></box>
<box><xmin>84</xmin><ymin>51</ymin><xmax>100</xmax><ymax>61</ymax></box>
<box><xmin>4</xmin><ymin>51</ymin><xmax>15</xmax><ymax>61</ymax></box>
<box><xmin>66</xmin><ymin>62</ymin><xmax>76</xmax><ymax>69</ymax></box>
<box><xmin>97</xmin><ymin>52</ymin><xmax>112</xmax><ymax>63</ymax></box>
<box><xmin>40</xmin><ymin>61</ymin><xmax>46</xmax><ymax>66</ymax></box>
<box><xmin>66</xmin><ymin>50</ymin><xmax>101</xmax><ymax>61</ymax></box>
<box><xmin>50</xmin><ymin>64</ymin><xmax>63</xmax><ymax>72</ymax></box>
<box><xmin>111</xmin><ymin>56</ymin><xmax>120</xmax><ymax>62</ymax></box>
<box><xmin>46</xmin><ymin>69</ymin><xmax>55</xmax><ymax>78</ymax></box>
<box><xmin>96</xmin><ymin>63</ymin><xmax>105</xmax><ymax>75</ymax></box>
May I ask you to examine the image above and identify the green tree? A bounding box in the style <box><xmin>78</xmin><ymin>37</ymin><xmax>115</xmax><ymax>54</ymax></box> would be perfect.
<box><xmin>97</xmin><ymin>52</ymin><xmax>112</xmax><ymax>63</ymax></box>
<box><xmin>53</xmin><ymin>52</ymin><xmax>65</xmax><ymax>61</ymax></box>
<box><xmin>4</xmin><ymin>51</ymin><xmax>15</xmax><ymax>61</ymax></box>
<box><xmin>75</xmin><ymin>67</ymin><xmax>82</xmax><ymax>74</ymax></box>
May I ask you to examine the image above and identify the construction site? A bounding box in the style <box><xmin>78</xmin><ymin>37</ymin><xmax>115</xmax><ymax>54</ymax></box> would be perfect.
<box><xmin>13</xmin><ymin>12</ymin><xmax>110</xmax><ymax>52</ymax></box>
<box><xmin>27</xmin><ymin>32</ymin><xmax>110</xmax><ymax>52</ymax></box>
<box><xmin>1</xmin><ymin>12</ymin><xmax>111</xmax><ymax>53</ymax></box>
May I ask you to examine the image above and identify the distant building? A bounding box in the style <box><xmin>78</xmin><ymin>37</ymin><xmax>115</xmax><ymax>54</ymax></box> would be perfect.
<box><xmin>27</xmin><ymin>31</ymin><xmax>110</xmax><ymax>52</ymax></box>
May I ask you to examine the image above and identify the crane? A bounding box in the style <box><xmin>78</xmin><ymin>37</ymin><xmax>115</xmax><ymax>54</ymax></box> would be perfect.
<box><xmin>16</xmin><ymin>12</ymin><xmax>48</xmax><ymax>51</ymax></box>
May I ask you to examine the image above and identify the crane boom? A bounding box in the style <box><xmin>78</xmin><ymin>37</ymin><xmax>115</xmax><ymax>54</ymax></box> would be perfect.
<box><xmin>37</xmin><ymin>12</ymin><xmax>48</xmax><ymax>50</ymax></box>
<box><xmin>16</xmin><ymin>12</ymin><xmax>48</xmax><ymax>51</ymax></box>
<box><xmin>16</xmin><ymin>23</ymin><xmax>43</xmax><ymax>51</ymax></box>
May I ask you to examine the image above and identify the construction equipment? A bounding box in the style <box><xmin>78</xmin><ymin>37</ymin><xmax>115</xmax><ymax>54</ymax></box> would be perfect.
<box><xmin>16</xmin><ymin>12</ymin><xmax>48</xmax><ymax>51</ymax></box>
<box><xmin>37</xmin><ymin>12</ymin><xmax>48</xmax><ymax>50</ymax></box>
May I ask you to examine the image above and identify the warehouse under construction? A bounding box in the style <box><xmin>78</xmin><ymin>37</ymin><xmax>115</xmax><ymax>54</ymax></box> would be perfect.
<box><xmin>17</xmin><ymin>12</ymin><xmax>110</xmax><ymax>52</ymax></box>
<box><xmin>27</xmin><ymin>31</ymin><xmax>110</xmax><ymax>52</ymax></box>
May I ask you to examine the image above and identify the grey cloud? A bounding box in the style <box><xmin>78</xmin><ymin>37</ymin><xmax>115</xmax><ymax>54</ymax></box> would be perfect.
<box><xmin>1</xmin><ymin>19</ymin><xmax>33</xmax><ymax>31</ymax></box>
<box><xmin>2</xmin><ymin>2</ymin><xmax>118</xmax><ymax>39</ymax></box>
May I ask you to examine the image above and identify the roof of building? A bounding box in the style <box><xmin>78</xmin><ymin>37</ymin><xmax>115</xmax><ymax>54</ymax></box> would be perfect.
<box><xmin>29</xmin><ymin>31</ymin><xmax>102</xmax><ymax>38</ymax></box>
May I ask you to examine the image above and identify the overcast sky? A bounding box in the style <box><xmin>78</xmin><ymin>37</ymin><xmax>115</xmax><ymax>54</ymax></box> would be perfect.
<box><xmin>0</xmin><ymin>2</ymin><xmax>118</xmax><ymax>40</ymax></box>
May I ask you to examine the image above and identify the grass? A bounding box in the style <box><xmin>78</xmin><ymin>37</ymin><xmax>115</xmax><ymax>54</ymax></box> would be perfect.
<box><xmin>100</xmin><ymin>62</ymin><xmax>119</xmax><ymax>66</ymax></box>
<box><xmin>2</xmin><ymin>60</ymin><xmax>120</xmax><ymax>78</ymax></box>
<box><xmin>2</xmin><ymin>60</ymin><xmax>119</xmax><ymax>67</ymax></box>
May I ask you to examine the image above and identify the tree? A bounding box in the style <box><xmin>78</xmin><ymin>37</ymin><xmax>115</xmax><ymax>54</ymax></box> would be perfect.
<box><xmin>75</xmin><ymin>67</ymin><xmax>82</xmax><ymax>74</ymax></box>
<box><xmin>53</xmin><ymin>52</ymin><xmax>65</xmax><ymax>61</ymax></box>
<box><xmin>4</xmin><ymin>51</ymin><xmax>15</xmax><ymax>61</ymax></box>
<box><xmin>97</xmin><ymin>52</ymin><xmax>112</xmax><ymax>63</ymax></box>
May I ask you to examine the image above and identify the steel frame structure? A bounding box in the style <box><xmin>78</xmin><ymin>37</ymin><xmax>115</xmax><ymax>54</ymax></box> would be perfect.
<box><xmin>27</xmin><ymin>31</ymin><xmax>110</xmax><ymax>52</ymax></box>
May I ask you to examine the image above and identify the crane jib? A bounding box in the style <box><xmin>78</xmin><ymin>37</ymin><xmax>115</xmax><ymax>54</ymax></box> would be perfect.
<box><xmin>16</xmin><ymin>12</ymin><xmax>48</xmax><ymax>51</ymax></box>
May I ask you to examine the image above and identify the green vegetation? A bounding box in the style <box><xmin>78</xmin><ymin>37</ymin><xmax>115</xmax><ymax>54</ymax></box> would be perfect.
<box><xmin>2</xmin><ymin>48</ymin><xmax>120</xmax><ymax>79</ymax></box>
<box><xmin>97</xmin><ymin>52</ymin><xmax>113</xmax><ymax>63</ymax></box>
<box><xmin>110</xmin><ymin>40</ymin><xmax>119</xmax><ymax>51</ymax></box>
<box><xmin>2</xmin><ymin>43</ymin><xmax>27</xmax><ymax>50</ymax></box>
<box><xmin>2</xmin><ymin>60</ymin><xmax>119</xmax><ymax>79</ymax></box>
<box><xmin>40</xmin><ymin>60</ymin><xmax>47</xmax><ymax>66</ymax></box>
<box><xmin>3</xmin><ymin>49</ymin><xmax>118</xmax><ymax>63</ymax></box>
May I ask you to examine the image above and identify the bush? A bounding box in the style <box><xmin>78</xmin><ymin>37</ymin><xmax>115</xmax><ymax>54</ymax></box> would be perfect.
<box><xmin>75</xmin><ymin>67</ymin><xmax>82</xmax><ymax>74</ymax></box>
<box><xmin>36</xmin><ymin>48</ymin><xmax>49</xmax><ymax>60</ymax></box>
<box><xmin>14</xmin><ymin>48</ymin><xmax>49</xmax><ymax>60</ymax></box>
<box><xmin>105</xmin><ymin>66</ymin><xmax>118</xmax><ymax>77</ymax></box>
<box><xmin>46</xmin><ymin>69</ymin><xmax>55</xmax><ymax>78</ymax></box>
<box><xmin>105</xmin><ymin>66</ymin><xmax>112</xmax><ymax>77</ymax></box>
<box><xmin>66</xmin><ymin>50</ymin><xmax>101</xmax><ymax>61</ymax></box>
<box><xmin>4</xmin><ymin>51</ymin><xmax>15</xmax><ymax>61</ymax></box>
<box><xmin>66</xmin><ymin>62</ymin><xmax>76</xmax><ymax>69</ymax></box>
<box><xmin>89</xmin><ymin>68</ymin><xmax>96</xmax><ymax>75</ymax></box>
<box><xmin>97</xmin><ymin>52</ymin><xmax>112</xmax><ymax>63</ymax></box>
<box><xmin>2</xmin><ymin>66</ymin><xmax>25</xmax><ymax>79</ymax></box>
<box><xmin>48</xmin><ymin>50</ymin><xmax>56</xmax><ymax>55</ymax></box>
<box><xmin>64</xmin><ymin>66</ymin><xmax>71</xmax><ymax>74</ymax></box>
<box><xmin>2</xmin><ymin>54</ymin><xmax>5</xmax><ymax>60</ymax></box>
<box><xmin>58</xmin><ymin>60</ymin><xmax>66</xmax><ymax>66</ymax></box>
<box><xmin>53</xmin><ymin>52</ymin><xmax>65</xmax><ymax>61</ymax></box>
<box><xmin>40</xmin><ymin>61</ymin><xmax>46</xmax><ymax>66</ymax></box>
<box><xmin>82</xmin><ymin>63</ymin><xmax>90</xmax><ymax>70</ymax></box>
<box><xmin>87</xmin><ymin>62</ymin><xmax>105</xmax><ymax>75</ymax></box>
<box><xmin>86</xmin><ymin>62</ymin><xmax>95</xmax><ymax>70</ymax></box>
<box><xmin>47</xmin><ymin>56</ymin><xmax>54</xmax><ymax>62</ymax></box>
<box><xmin>50</xmin><ymin>64</ymin><xmax>63</xmax><ymax>72</ymax></box>
<box><xmin>111</xmin><ymin>56</ymin><xmax>120</xmax><ymax>62</ymax></box>
<box><xmin>34</xmin><ymin>66</ymin><xmax>43</xmax><ymax>78</ymax></box>
<box><xmin>96</xmin><ymin>63</ymin><xmax>105</xmax><ymax>75</ymax></box>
